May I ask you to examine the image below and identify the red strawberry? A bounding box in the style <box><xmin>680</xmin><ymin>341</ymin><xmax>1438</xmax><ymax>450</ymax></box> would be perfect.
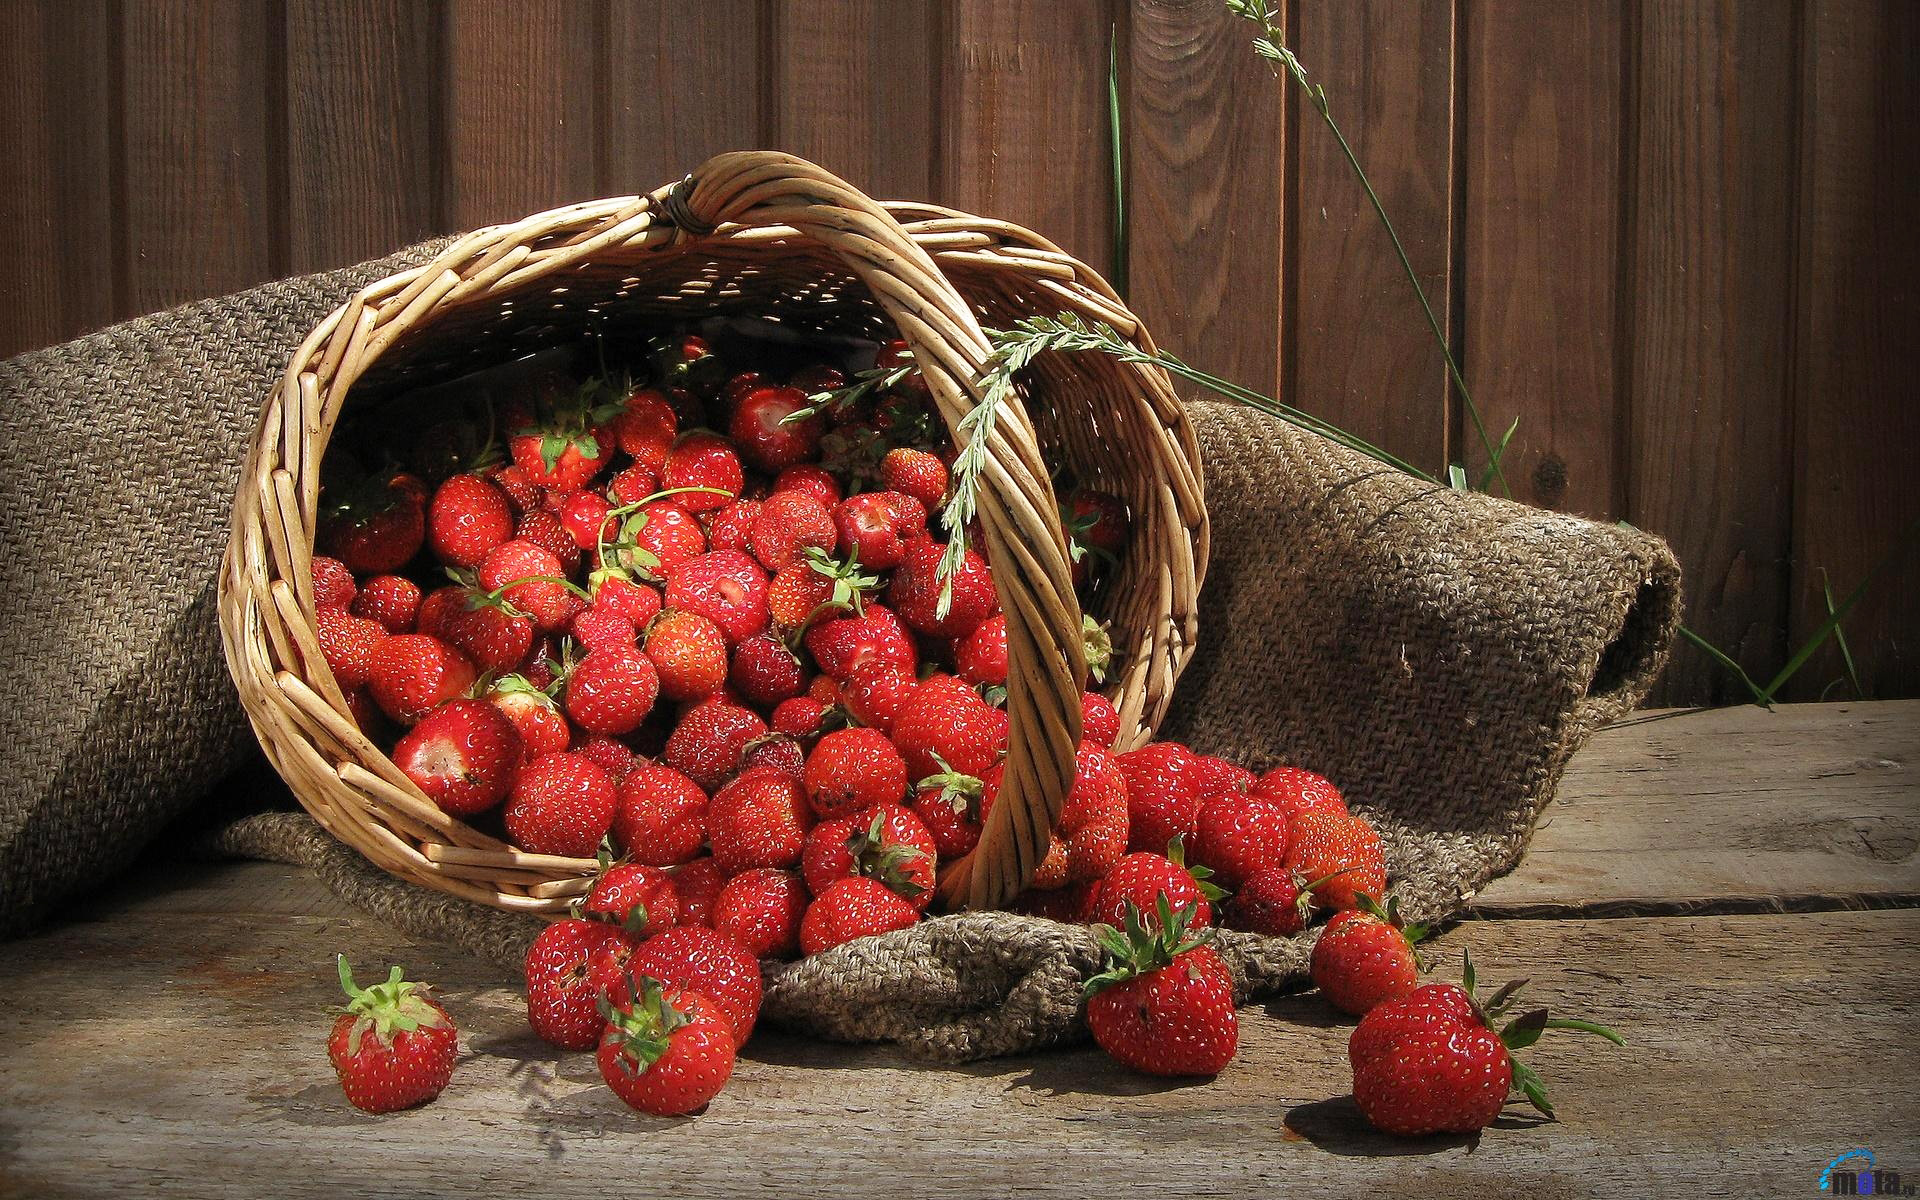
<box><xmin>1092</xmin><ymin>840</ymin><xmax>1224</xmax><ymax>931</ymax></box>
<box><xmin>1084</xmin><ymin>899</ymin><xmax>1237</xmax><ymax>1077</ymax></box>
<box><xmin>524</xmin><ymin>917</ymin><xmax>622</xmax><ymax>1049</ymax></box>
<box><xmin>1311</xmin><ymin>895</ymin><xmax>1427</xmax><ymax>1016</ymax></box>
<box><xmin>627</xmin><ymin>924</ymin><xmax>763</xmax><ymax>1047</ymax></box>
<box><xmin>771</xmin><ymin>695</ymin><xmax>834</xmax><ymax>740</ymax></box>
<box><xmin>611</xmin><ymin>387</ymin><xmax>678</xmax><ymax>472</ymax></box>
<box><xmin>597</xmin><ymin>979</ymin><xmax>736</xmax><ymax>1116</ymax></box>
<box><xmin>484</xmin><ymin>674</ymin><xmax>571</xmax><ymax>761</ymax></box>
<box><xmin>653</xmin><ymin>333</ymin><xmax>727</xmax><ymax>398</ymax></box>
<box><xmin>311</xmin><ymin>555</ymin><xmax>357</xmax><ymax>609</ymax></box>
<box><xmin>574</xmin><ymin>733</ymin><xmax>638</xmax><ymax>782</ymax></box>
<box><xmin>583</xmin><ymin>862</ymin><xmax>680</xmax><ymax>937</ymax></box>
<box><xmin>885</xmin><ymin>537</ymin><xmax>995</xmax><ymax>640</ymax></box>
<box><xmin>1081</xmin><ymin>692</ymin><xmax>1120</xmax><ymax>748</ymax></box>
<box><xmin>662</xmin><ymin>703</ymin><xmax>768</xmax><ymax>792</ymax></box>
<box><xmin>707</xmin><ymin>767</ymin><xmax>810</xmax><ymax>875</ymax></box>
<box><xmin>772</xmin><ymin>464</ymin><xmax>840</xmax><ymax>507</ymax></box>
<box><xmin>602</xmin><ymin>501</ymin><xmax>707</xmax><ymax>582</ymax></box>
<box><xmin>316</xmin><ymin>606</ymin><xmax>387</xmax><ymax>690</ymax></box>
<box><xmin>319</xmin><ymin>471</ymin><xmax>427</xmax><ymax>574</ymax></box>
<box><xmin>670</xmin><ymin>857</ymin><xmax>727</xmax><ymax>927</ymax></box>
<box><xmin>490</xmin><ymin>463</ymin><xmax>544</xmax><ymax>515</ymax></box>
<box><xmin>1015</xmin><ymin>880</ymin><xmax>1102</xmax><ymax>924</ymax></box>
<box><xmin>729</xmin><ymin>632</ymin><xmax>806</xmax><ymax>708</ymax></box>
<box><xmin>350</xmin><ymin>575</ymin><xmax>422</xmax><ymax>634</ymax></box>
<box><xmin>504</xmin><ymin>751</ymin><xmax>618</xmax><ymax>858</ymax></box>
<box><xmin>748</xmin><ymin>490</ymin><xmax>837</xmax><ymax>570</ymax></box>
<box><xmin>802</xmin><ymin>603</ymin><xmax>916</xmax><ymax>680</ymax></box>
<box><xmin>838</xmin><ymin>662</ymin><xmax>917</xmax><ymax>734</ymax></box>
<box><xmin>952</xmin><ymin>614</ymin><xmax>1009</xmax><ymax>687</ymax></box>
<box><xmin>563</xmin><ymin>645</ymin><xmax>660</xmax><ymax>736</ymax></box>
<box><xmin>427</xmin><ymin>473</ymin><xmax>515</xmax><ymax>568</ymax></box>
<box><xmin>800</xmin><ymin>804</ymin><xmax>937</xmax><ymax>908</ymax></box>
<box><xmin>731</xmin><ymin>384</ymin><xmax>825</xmax><ymax>472</ymax></box>
<box><xmin>570</xmin><ymin>605</ymin><xmax>638</xmax><ymax>653</ymax></box>
<box><xmin>909</xmin><ymin>758</ymin><xmax>986</xmax><ymax>860</ymax></box>
<box><xmin>740</xmin><ymin>730</ymin><xmax>806</xmax><ymax>777</ymax></box>
<box><xmin>880</xmin><ymin>447</ymin><xmax>948</xmax><ymax>512</ymax></box>
<box><xmin>327</xmin><ymin>957</ymin><xmax>457</xmax><ymax>1113</ymax></box>
<box><xmin>705</xmin><ymin>498</ymin><xmax>761</xmax><ymax>555</ymax></box>
<box><xmin>662</xmin><ymin>432</ymin><xmax>742</xmax><ymax>513</ymax></box>
<box><xmin>415</xmin><ymin>585</ymin><xmax>465</xmax><ymax>639</ymax></box>
<box><xmin>1116</xmin><ymin>743</ymin><xmax>1201</xmax><ymax>855</ymax></box>
<box><xmin>1252</xmin><ymin>766</ymin><xmax>1348</xmax><ymax>820</ymax></box>
<box><xmin>830</xmin><ymin>491</ymin><xmax>925</xmax><ymax>570</ymax></box>
<box><xmin>508</xmin><ymin>377</ymin><xmax>621</xmax><ymax>491</ymax></box>
<box><xmin>613</xmin><ymin>764</ymin><xmax>709</xmax><ymax>866</ymax></box>
<box><xmin>712</xmin><ymin>868</ymin><xmax>808</xmax><ymax>960</ymax></box>
<box><xmin>645</xmin><ymin>609</ymin><xmax>730</xmax><ymax>702</ymax></box>
<box><xmin>1284</xmin><ymin>809</ymin><xmax>1387</xmax><ymax>912</ymax></box>
<box><xmin>391</xmin><ymin>698</ymin><xmax>522</xmax><ymax>816</ymax></box>
<box><xmin>557</xmin><ymin>489</ymin><xmax>615</xmax><ymax>551</ymax></box>
<box><xmin>587</xmin><ymin>570</ymin><xmax>665</xmax><ymax>628</ymax></box>
<box><xmin>368</xmin><ymin>634</ymin><xmax>476</xmax><ymax>725</ymax></box>
<box><xmin>802</xmin><ymin>728</ymin><xmax>909</xmax><ymax>818</ymax></box>
<box><xmin>799</xmin><ymin>876</ymin><xmax>921</xmax><ymax>955</ymax></box>
<box><xmin>1031</xmin><ymin>744</ymin><xmax>1129</xmax><ymax>887</ymax></box>
<box><xmin>1191</xmin><ymin>793</ymin><xmax>1290</xmax><ymax>889</ymax></box>
<box><xmin>1190</xmin><ymin>755</ymin><xmax>1255</xmax><ymax>803</ymax></box>
<box><xmin>888</xmin><ymin>675</ymin><xmax>1007</xmax><ymax>779</ymax></box>
<box><xmin>664</xmin><ymin>550</ymin><xmax>769</xmax><ymax>644</ymax></box>
<box><xmin>1066</xmin><ymin>488</ymin><xmax>1130</xmax><ymax>557</ymax></box>
<box><xmin>442</xmin><ymin>589</ymin><xmax>535</xmax><ymax>672</ymax></box>
<box><xmin>1225</xmin><ymin>867</ymin><xmax>1315</xmax><ymax>937</ymax></box>
<box><xmin>608</xmin><ymin>462</ymin><xmax>662</xmax><ymax>506</ymax></box>
<box><xmin>767</xmin><ymin>561</ymin><xmax>833</xmax><ymax>631</ymax></box>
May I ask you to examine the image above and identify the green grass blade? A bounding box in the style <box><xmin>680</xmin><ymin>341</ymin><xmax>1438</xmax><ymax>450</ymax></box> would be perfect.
<box><xmin>1678</xmin><ymin>625</ymin><xmax>1770</xmax><ymax>707</ymax></box>
<box><xmin>1760</xmin><ymin>516</ymin><xmax>1919</xmax><ymax>702</ymax></box>
<box><xmin>1478</xmin><ymin>417</ymin><xmax>1520</xmax><ymax>492</ymax></box>
<box><xmin>1823</xmin><ymin>569</ymin><xmax>1863</xmax><ymax>699</ymax></box>
<box><xmin>1108</xmin><ymin>26</ymin><xmax>1128</xmax><ymax>302</ymax></box>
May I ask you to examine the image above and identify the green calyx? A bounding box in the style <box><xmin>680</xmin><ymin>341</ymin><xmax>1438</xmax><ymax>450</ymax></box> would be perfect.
<box><xmin>599</xmin><ymin>972</ymin><xmax>692</xmax><ymax>1075</ymax></box>
<box><xmin>515</xmin><ymin>376</ymin><xmax>629</xmax><ymax>472</ymax></box>
<box><xmin>1355</xmin><ymin>890</ymin><xmax>1429</xmax><ymax>950</ymax></box>
<box><xmin>1164</xmin><ymin>835</ymin><xmax>1228</xmax><ymax>904</ymax></box>
<box><xmin>1083</xmin><ymin>895</ymin><xmax>1215</xmax><ymax>999</ymax></box>
<box><xmin>1081</xmin><ymin>616</ymin><xmax>1113</xmax><ymax>685</ymax></box>
<box><xmin>844</xmin><ymin>812</ymin><xmax>930</xmax><ymax>901</ymax></box>
<box><xmin>336</xmin><ymin>955</ymin><xmax>444</xmax><ymax>1055</ymax></box>
<box><xmin>916</xmin><ymin>753</ymin><xmax>985</xmax><ymax>818</ymax></box>
<box><xmin>1457</xmin><ymin>948</ymin><xmax>1627</xmax><ymax>1119</ymax></box>
<box><xmin>802</xmin><ymin>545</ymin><xmax>881</xmax><ymax>617</ymax></box>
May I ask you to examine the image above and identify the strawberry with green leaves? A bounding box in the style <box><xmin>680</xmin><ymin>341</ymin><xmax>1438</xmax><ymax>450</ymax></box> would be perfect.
<box><xmin>626</xmin><ymin>925</ymin><xmax>763</xmax><ymax>1047</ymax></box>
<box><xmin>508</xmin><ymin>375</ymin><xmax>625</xmax><ymax>492</ymax></box>
<box><xmin>1311</xmin><ymin>892</ymin><xmax>1428</xmax><ymax>1016</ymax></box>
<box><xmin>1083</xmin><ymin>897</ymin><xmax>1238</xmax><ymax>1077</ymax></box>
<box><xmin>318</xmin><ymin>470</ymin><xmax>428</xmax><ymax>575</ymax></box>
<box><xmin>583</xmin><ymin>859</ymin><xmax>681</xmax><ymax>938</ymax></box>
<box><xmin>596</xmin><ymin>975</ymin><xmax>737</xmax><ymax>1116</ymax></box>
<box><xmin>800</xmin><ymin>804</ymin><xmax>937</xmax><ymax>908</ymax></box>
<box><xmin>327</xmin><ymin>957</ymin><xmax>458</xmax><ymax>1113</ymax></box>
<box><xmin>799</xmin><ymin>876</ymin><xmax>921</xmax><ymax>955</ymax></box>
<box><xmin>1091</xmin><ymin>837</ymin><xmax>1226</xmax><ymax>930</ymax></box>
<box><xmin>1284</xmin><ymin>808</ymin><xmax>1387</xmax><ymax>912</ymax></box>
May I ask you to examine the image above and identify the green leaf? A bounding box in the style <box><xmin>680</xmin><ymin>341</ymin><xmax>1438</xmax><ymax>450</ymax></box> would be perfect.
<box><xmin>1108</xmin><ymin>24</ymin><xmax>1128</xmax><ymax>302</ymax></box>
<box><xmin>1500</xmin><ymin>1007</ymin><xmax>1549</xmax><ymax>1051</ymax></box>
<box><xmin>1461</xmin><ymin>948</ymin><xmax>1476</xmax><ymax>998</ymax></box>
<box><xmin>1543</xmin><ymin>1017</ymin><xmax>1627</xmax><ymax>1047</ymax></box>
<box><xmin>1510</xmin><ymin>1060</ymin><xmax>1555</xmax><ymax>1118</ymax></box>
<box><xmin>1447</xmin><ymin>464</ymin><xmax>1469</xmax><ymax>491</ymax></box>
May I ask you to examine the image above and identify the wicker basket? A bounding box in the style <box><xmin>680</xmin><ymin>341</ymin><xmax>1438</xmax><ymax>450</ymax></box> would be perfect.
<box><xmin>218</xmin><ymin>151</ymin><xmax>1206</xmax><ymax>916</ymax></box>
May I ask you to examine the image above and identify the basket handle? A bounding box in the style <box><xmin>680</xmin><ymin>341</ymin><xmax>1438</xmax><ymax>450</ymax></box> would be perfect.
<box><xmin>663</xmin><ymin>151</ymin><xmax>1085</xmax><ymax>911</ymax></box>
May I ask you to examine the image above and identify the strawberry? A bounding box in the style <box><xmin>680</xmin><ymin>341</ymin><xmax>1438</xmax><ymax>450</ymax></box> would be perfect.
<box><xmin>601</xmin><ymin>501</ymin><xmax>707</xmax><ymax>582</ymax></box>
<box><xmin>802</xmin><ymin>728</ymin><xmax>910</xmax><ymax>818</ymax></box>
<box><xmin>350</xmin><ymin>575</ymin><xmax>422</xmax><ymax>634</ymax></box>
<box><xmin>596</xmin><ymin>978</ymin><xmax>736</xmax><ymax>1116</ymax></box>
<box><xmin>1190</xmin><ymin>754</ymin><xmax>1255</xmax><ymax>802</ymax></box>
<box><xmin>415</xmin><ymin>585</ymin><xmax>465</xmax><ymax>639</ymax></box>
<box><xmin>748</xmin><ymin>490</ymin><xmax>837</xmax><ymax>570</ymax></box>
<box><xmin>563</xmin><ymin>644</ymin><xmax>660</xmax><ymax>736</ymax></box>
<box><xmin>772</xmin><ymin>464</ymin><xmax>841</xmax><ymax>507</ymax></box>
<box><xmin>830</xmin><ymin>491</ymin><xmax>925</xmax><ymax>570</ymax></box>
<box><xmin>574</xmin><ymin>733</ymin><xmax>638</xmax><ymax>782</ymax></box>
<box><xmin>1066</xmin><ymin>487</ymin><xmax>1130</xmax><ymax>559</ymax></box>
<box><xmin>662</xmin><ymin>703</ymin><xmax>768</xmax><ymax>792</ymax></box>
<box><xmin>368</xmin><ymin>634</ymin><xmax>477</xmax><ymax>725</ymax></box>
<box><xmin>556</xmin><ymin>489</ymin><xmax>615</xmax><ymax>551</ymax></box>
<box><xmin>426</xmin><ymin>473</ymin><xmax>516</xmax><ymax>568</ymax></box>
<box><xmin>721</xmin><ymin>370</ymin><xmax>766</xmax><ymax>413</ymax></box>
<box><xmin>327</xmin><ymin>957</ymin><xmax>457</xmax><ymax>1113</ymax></box>
<box><xmin>711</xmin><ymin>868</ymin><xmax>808</xmax><ymax>960</ymax></box>
<box><xmin>888</xmin><ymin>675</ymin><xmax>1007</xmax><ymax>779</ymax></box>
<box><xmin>705</xmin><ymin>498</ymin><xmax>761</xmax><ymax>555</ymax></box>
<box><xmin>1083</xmin><ymin>899</ymin><xmax>1237</xmax><ymax>1077</ymax></box>
<box><xmin>741</xmin><ymin>730</ymin><xmax>805</xmax><ymax>777</ymax></box>
<box><xmin>1016</xmin><ymin>880</ymin><xmax>1101</xmax><ymax>924</ymax></box>
<box><xmin>952</xmin><ymin>614</ymin><xmax>1009</xmax><ymax>687</ymax></box>
<box><xmin>653</xmin><ymin>332</ymin><xmax>728</xmax><ymax>398</ymax></box>
<box><xmin>1283</xmin><ymin>809</ymin><xmax>1387</xmax><ymax>912</ymax></box>
<box><xmin>802</xmin><ymin>602</ymin><xmax>916</xmax><ymax>680</ymax></box>
<box><xmin>670</xmin><ymin>856</ymin><xmax>727</xmax><ymax>927</ymax></box>
<box><xmin>391</xmin><ymin>698</ymin><xmax>522</xmax><ymax>816</ymax></box>
<box><xmin>611</xmin><ymin>387</ymin><xmax>678</xmax><ymax>472</ymax></box>
<box><xmin>799</xmin><ymin>876</ymin><xmax>921</xmax><ymax>955</ymax></box>
<box><xmin>1116</xmin><ymin>743</ymin><xmax>1201</xmax><ymax>855</ymax></box>
<box><xmin>613</xmin><ymin>764</ymin><xmax>709</xmax><ymax>866</ymax></box>
<box><xmin>316</xmin><ymin>606</ymin><xmax>387</xmax><ymax>690</ymax></box>
<box><xmin>730</xmin><ymin>384</ymin><xmax>825</xmax><ymax>472</ymax></box>
<box><xmin>627</xmin><ymin>925</ymin><xmax>763</xmax><ymax>1047</ymax></box>
<box><xmin>771</xmin><ymin>695</ymin><xmax>834</xmax><ymax>740</ymax></box>
<box><xmin>1092</xmin><ymin>839</ymin><xmax>1224</xmax><ymax>931</ymax></box>
<box><xmin>609</xmin><ymin>462</ymin><xmax>663</xmax><ymax>505</ymax></box>
<box><xmin>524</xmin><ymin>916</ymin><xmax>622</xmax><ymax>1049</ymax></box>
<box><xmin>311</xmin><ymin>555</ymin><xmax>357</xmax><ymax>609</ymax></box>
<box><xmin>1350</xmin><ymin>960</ymin><xmax>1624</xmax><ymax>1136</ymax></box>
<box><xmin>886</xmin><ymin>537</ymin><xmax>996</xmax><ymax>640</ymax></box>
<box><xmin>662</xmin><ymin>432</ymin><xmax>743</xmax><ymax>513</ymax></box>
<box><xmin>1191</xmin><ymin>793</ymin><xmax>1290</xmax><ymax>889</ymax></box>
<box><xmin>767</xmin><ymin>561</ymin><xmax>834</xmax><ymax>631</ymax></box>
<box><xmin>800</xmin><ymin>803</ymin><xmax>937</xmax><ymax>905</ymax></box>
<box><xmin>583</xmin><ymin>862</ymin><xmax>680</xmax><ymax>937</ymax></box>
<box><xmin>570</xmin><ymin>605</ymin><xmax>638</xmax><ymax>653</ymax></box>
<box><xmin>319</xmin><ymin>470</ymin><xmax>427</xmax><ymax>574</ymax></box>
<box><xmin>1252</xmin><ymin>765</ymin><xmax>1347</xmax><ymax>820</ymax></box>
<box><xmin>508</xmin><ymin>376</ymin><xmax>621</xmax><ymax>491</ymax></box>
<box><xmin>503</xmin><ymin>751</ymin><xmax>618</xmax><ymax>857</ymax></box>
<box><xmin>909</xmin><ymin>757</ymin><xmax>985</xmax><ymax>860</ymax></box>
<box><xmin>645</xmin><ymin>609</ymin><xmax>730</xmax><ymax>702</ymax></box>
<box><xmin>1311</xmin><ymin>894</ymin><xmax>1427</xmax><ymax>1016</ymax></box>
<box><xmin>1081</xmin><ymin>692</ymin><xmax>1120</xmax><ymax>748</ymax></box>
<box><xmin>664</xmin><ymin>550</ymin><xmax>769</xmax><ymax>644</ymax></box>
<box><xmin>1036</xmin><ymin>744</ymin><xmax>1130</xmax><ymax>886</ymax></box>
<box><xmin>839</xmin><ymin>662</ymin><xmax>917</xmax><ymax>734</ymax></box>
<box><xmin>707</xmin><ymin>766</ymin><xmax>810</xmax><ymax>875</ymax></box>
<box><xmin>473</xmin><ymin>538</ymin><xmax>571</xmax><ymax>631</ymax></box>
<box><xmin>880</xmin><ymin>447</ymin><xmax>948</xmax><ymax>512</ymax></box>
<box><xmin>484</xmin><ymin>674</ymin><xmax>571</xmax><ymax>761</ymax></box>
<box><xmin>587</xmin><ymin>569</ymin><xmax>665</xmax><ymax>628</ymax></box>
<box><xmin>490</xmin><ymin>463</ymin><xmax>544</xmax><ymax>516</ymax></box>
<box><xmin>728</xmin><ymin>631</ymin><xmax>806</xmax><ymax>708</ymax></box>
<box><xmin>441</xmin><ymin>589</ymin><xmax>534</xmax><ymax>672</ymax></box>
<box><xmin>1225</xmin><ymin>867</ymin><xmax>1316</xmax><ymax>937</ymax></box>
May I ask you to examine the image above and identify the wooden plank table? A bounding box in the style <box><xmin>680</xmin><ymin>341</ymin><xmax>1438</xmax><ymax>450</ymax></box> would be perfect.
<box><xmin>3</xmin><ymin>701</ymin><xmax>1915</xmax><ymax>1199</ymax></box>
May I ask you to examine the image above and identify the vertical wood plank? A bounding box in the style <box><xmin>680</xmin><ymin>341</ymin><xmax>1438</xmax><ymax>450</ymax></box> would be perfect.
<box><xmin>1461</xmin><ymin>0</ymin><xmax>1625</xmax><ymax>517</ymax></box>
<box><xmin>284</xmin><ymin>0</ymin><xmax>442</xmax><ymax>274</ymax></box>
<box><xmin>1126</xmin><ymin>0</ymin><xmax>1285</xmax><ymax>401</ymax></box>
<box><xmin>605</xmin><ymin>0</ymin><xmax>765</xmax><ymax>195</ymax></box>
<box><xmin>769</xmin><ymin>1</ymin><xmax>937</xmax><ymax>201</ymax></box>
<box><xmin>945</xmin><ymin>0</ymin><xmax>1116</xmax><ymax>276</ymax></box>
<box><xmin>0</xmin><ymin>0</ymin><xmax>118</xmax><ymax>357</ymax></box>
<box><xmin>443</xmin><ymin>0</ymin><xmax>602</xmax><ymax>228</ymax></box>
<box><xmin>121</xmin><ymin>0</ymin><xmax>280</xmax><ymax>317</ymax></box>
<box><xmin>1788</xmin><ymin>0</ymin><xmax>1920</xmax><ymax>700</ymax></box>
<box><xmin>1628</xmin><ymin>0</ymin><xmax>1798</xmax><ymax>706</ymax></box>
<box><xmin>1291</xmin><ymin>0</ymin><xmax>1454</xmax><ymax>475</ymax></box>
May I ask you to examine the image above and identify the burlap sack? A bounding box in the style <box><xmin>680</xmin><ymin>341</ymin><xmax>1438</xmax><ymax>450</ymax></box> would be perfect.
<box><xmin>1</xmin><ymin>243</ymin><xmax>1680</xmax><ymax>1061</ymax></box>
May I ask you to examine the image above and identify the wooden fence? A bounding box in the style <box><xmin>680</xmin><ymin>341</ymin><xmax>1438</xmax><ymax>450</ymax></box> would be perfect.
<box><xmin>3</xmin><ymin>0</ymin><xmax>1913</xmax><ymax>705</ymax></box>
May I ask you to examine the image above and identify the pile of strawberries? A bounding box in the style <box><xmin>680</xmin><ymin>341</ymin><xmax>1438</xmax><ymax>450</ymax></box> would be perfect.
<box><xmin>315</xmin><ymin>330</ymin><xmax>1616</xmax><ymax>1127</ymax></box>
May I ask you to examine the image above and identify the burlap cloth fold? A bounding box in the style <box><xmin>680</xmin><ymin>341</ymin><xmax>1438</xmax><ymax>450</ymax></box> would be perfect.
<box><xmin>0</xmin><ymin>244</ymin><xmax>1680</xmax><ymax>1062</ymax></box>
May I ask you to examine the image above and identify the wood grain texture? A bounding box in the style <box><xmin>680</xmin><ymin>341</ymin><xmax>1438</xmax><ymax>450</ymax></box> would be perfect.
<box><xmin>2</xmin><ymin>857</ymin><xmax>1914</xmax><ymax>1197</ymax></box>
<box><xmin>605</xmin><ymin>0</ymin><xmax>765</xmax><ymax>196</ymax></box>
<box><xmin>1628</xmin><ymin>0</ymin><xmax>1798</xmax><ymax>707</ymax></box>
<box><xmin>0</xmin><ymin>0</ymin><xmax>118</xmax><ymax>358</ymax></box>
<box><xmin>945</xmin><ymin>0</ymin><xmax>1117</xmax><ymax>275</ymax></box>
<box><xmin>769</xmin><ymin>1</ymin><xmax>937</xmax><ymax>201</ymax></box>
<box><xmin>1126</xmin><ymin>0</ymin><xmax>1285</xmax><ymax>401</ymax></box>
<box><xmin>1787</xmin><ymin>0</ymin><xmax>1920</xmax><ymax>702</ymax></box>
<box><xmin>1291</xmin><ymin>0</ymin><xmax>1453</xmax><ymax>474</ymax></box>
<box><xmin>119</xmin><ymin>0</ymin><xmax>280</xmax><ymax>317</ymax></box>
<box><xmin>284</xmin><ymin>0</ymin><xmax>443</xmax><ymax>274</ymax></box>
<box><xmin>1461</xmin><ymin>0</ymin><xmax>1625</xmax><ymax>516</ymax></box>
<box><xmin>442</xmin><ymin>0</ymin><xmax>602</xmax><ymax>228</ymax></box>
